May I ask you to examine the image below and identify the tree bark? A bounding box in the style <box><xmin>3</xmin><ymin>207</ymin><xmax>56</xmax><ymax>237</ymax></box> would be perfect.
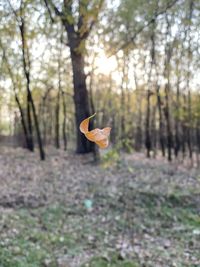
<box><xmin>174</xmin><ymin>67</ymin><xmax>180</xmax><ymax>158</ymax></box>
<box><xmin>26</xmin><ymin>89</ymin><xmax>34</xmax><ymax>151</ymax></box>
<box><xmin>55</xmin><ymin>86</ymin><xmax>60</xmax><ymax>149</ymax></box>
<box><xmin>1</xmin><ymin>45</ymin><xmax>30</xmax><ymax>150</ymax></box>
<box><xmin>70</xmin><ymin>50</ymin><xmax>93</xmax><ymax>153</ymax></box>
<box><xmin>156</xmin><ymin>84</ymin><xmax>165</xmax><ymax>157</ymax></box>
<box><xmin>62</xmin><ymin>90</ymin><xmax>67</xmax><ymax>151</ymax></box>
<box><xmin>19</xmin><ymin>9</ymin><xmax>45</xmax><ymax>160</ymax></box>
<box><xmin>163</xmin><ymin>15</ymin><xmax>173</xmax><ymax>161</ymax></box>
<box><xmin>20</xmin><ymin>20</ymin><xmax>34</xmax><ymax>152</ymax></box>
<box><xmin>44</xmin><ymin>0</ymin><xmax>103</xmax><ymax>154</ymax></box>
<box><xmin>28</xmin><ymin>89</ymin><xmax>46</xmax><ymax>160</ymax></box>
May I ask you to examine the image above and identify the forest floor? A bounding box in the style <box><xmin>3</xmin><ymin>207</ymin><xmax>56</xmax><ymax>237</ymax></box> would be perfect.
<box><xmin>0</xmin><ymin>147</ymin><xmax>199</xmax><ymax>267</ymax></box>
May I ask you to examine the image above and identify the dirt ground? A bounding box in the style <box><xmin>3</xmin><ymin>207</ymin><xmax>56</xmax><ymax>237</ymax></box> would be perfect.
<box><xmin>0</xmin><ymin>147</ymin><xmax>199</xmax><ymax>267</ymax></box>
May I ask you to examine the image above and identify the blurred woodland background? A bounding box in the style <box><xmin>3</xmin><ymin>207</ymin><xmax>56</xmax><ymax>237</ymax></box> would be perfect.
<box><xmin>0</xmin><ymin>1</ymin><xmax>200</xmax><ymax>267</ymax></box>
<box><xmin>0</xmin><ymin>0</ymin><xmax>200</xmax><ymax>162</ymax></box>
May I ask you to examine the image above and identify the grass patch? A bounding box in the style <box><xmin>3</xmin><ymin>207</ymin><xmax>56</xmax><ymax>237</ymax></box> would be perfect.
<box><xmin>134</xmin><ymin>191</ymin><xmax>200</xmax><ymax>228</ymax></box>
<box><xmin>0</xmin><ymin>205</ymin><xmax>81</xmax><ymax>267</ymax></box>
<box><xmin>81</xmin><ymin>255</ymin><xmax>139</xmax><ymax>267</ymax></box>
<box><xmin>144</xmin><ymin>201</ymin><xmax>200</xmax><ymax>232</ymax></box>
<box><xmin>0</xmin><ymin>188</ymin><xmax>199</xmax><ymax>267</ymax></box>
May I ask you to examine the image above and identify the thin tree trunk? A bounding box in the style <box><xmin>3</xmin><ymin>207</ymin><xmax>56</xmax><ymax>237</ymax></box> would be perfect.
<box><xmin>145</xmin><ymin>27</ymin><xmax>156</xmax><ymax>158</ymax></box>
<box><xmin>62</xmin><ymin>90</ymin><xmax>67</xmax><ymax>151</ymax></box>
<box><xmin>133</xmin><ymin>64</ymin><xmax>142</xmax><ymax>151</ymax></box>
<box><xmin>19</xmin><ymin>11</ymin><xmax>45</xmax><ymax>160</ymax></box>
<box><xmin>88</xmin><ymin>55</ymin><xmax>100</xmax><ymax>162</ymax></box>
<box><xmin>186</xmin><ymin>0</ymin><xmax>194</xmax><ymax>160</ymax></box>
<box><xmin>187</xmin><ymin>90</ymin><xmax>192</xmax><ymax>159</ymax></box>
<box><xmin>156</xmin><ymin>84</ymin><xmax>165</xmax><ymax>157</ymax></box>
<box><xmin>151</xmin><ymin>105</ymin><xmax>157</xmax><ymax>158</ymax></box>
<box><xmin>14</xmin><ymin>93</ymin><xmax>29</xmax><ymax>148</ymax></box>
<box><xmin>1</xmin><ymin>46</ymin><xmax>30</xmax><ymax>149</ymax></box>
<box><xmin>19</xmin><ymin>18</ymin><xmax>34</xmax><ymax>152</ymax></box>
<box><xmin>163</xmin><ymin>15</ymin><xmax>173</xmax><ymax>161</ymax></box>
<box><xmin>55</xmin><ymin>86</ymin><xmax>60</xmax><ymax>149</ymax></box>
<box><xmin>174</xmin><ymin>71</ymin><xmax>180</xmax><ymax>158</ymax></box>
<box><xmin>145</xmin><ymin>89</ymin><xmax>151</xmax><ymax>158</ymax></box>
<box><xmin>28</xmin><ymin>90</ymin><xmax>45</xmax><ymax>160</ymax></box>
<box><xmin>164</xmin><ymin>82</ymin><xmax>173</xmax><ymax>161</ymax></box>
<box><xmin>27</xmin><ymin>91</ymin><xmax>34</xmax><ymax>151</ymax></box>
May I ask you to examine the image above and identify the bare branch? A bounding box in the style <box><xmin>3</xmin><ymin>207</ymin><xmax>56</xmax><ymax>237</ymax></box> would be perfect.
<box><xmin>43</xmin><ymin>0</ymin><xmax>55</xmax><ymax>23</ymax></box>
<box><xmin>79</xmin><ymin>0</ymin><xmax>104</xmax><ymax>40</ymax></box>
<box><xmin>44</xmin><ymin>0</ymin><xmax>63</xmax><ymax>17</ymax></box>
<box><xmin>7</xmin><ymin>0</ymin><xmax>20</xmax><ymax>23</ymax></box>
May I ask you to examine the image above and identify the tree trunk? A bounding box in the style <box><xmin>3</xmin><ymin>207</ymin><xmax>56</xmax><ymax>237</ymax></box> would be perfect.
<box><xmin>55</xmin><ymin>87</ymin><xmax>60</xmax><ymax>149</ymax></box>
<box><xmin>145</xmin><ymin>90</ymin><xmax>151</xmax><ymax>158</ymax></box>
<box><xmin>156</xmin><ymin>85</ymin><xmax>165</xmax><ymax>157</ymax></box>
<box><xmin>120</xmin><ymin>55</ymin><xmax>126</xmax><ymax>146</ymax></box>
<box><xmin>163</xmin><ymin>86</ymin><xmax>173</xmax><ymax>161</ymax></box>
<box><xmin>70</xmin><ymin>50</ymin><xmax>93</xmax><ymax>153</ymax></box>
<box><xmin>163</xmin><ymin>15</ymin><xmax>173</xmax><ymax>161</ymax></box>
<box><xmin>187</xmin><ymin>90</ymin><xmax>192</xmax><ymax>159</ymax></box>
<box><xmin>14</xmin><ymin>94</ymin><xmax>29</xmax><ymax>148</ymax></box>
<box><xmin>44</xmin><ymin>0</ymin><xmax>101</xmax><ymax>154</ymax></box>
<box><xmin>174</xmin><ymin>74</ymin><xmax>180</xmax><ymax>158</ymax></box>
<box><xmin>151</xmin><ymin>105</ymin><xmax>157</xmax><ymax>158</ymax></box>
<box><xmin>28</xmin><ymin>89</ymin><xmax>46</xmax><ymax>160</ymax></box>
<box><xmin>19</xmin><ymin>17</ymin><xmax>45</xmax><ymax>160</ymax></box>
<box><xmin>27</xmin><ymin>93</ymin><xmax>34</xmax><ymax>151</ymax></box>
<box><xmin>2</xmin><ymin>47</ymin><xmax>30</xmax><ymax>150</ymax></box>
<box><xmin>186</xmin><ymin>0</ymin><xmax>194</xmax><ymax>159</ymax></box>
<box><xmin>196</xmin><ymin>125</ymin><xmax>200</xmax><ymax>154</ymax></box>
<box><xmin>133</xmin><ymin>51</ymin><xmax>142</xmax><ymax>151</ymax></box>
<box><xmin>88</xmin><ymin>66</ymin><xmax>100</xmax><ymax>162</ymax></box>
<box><xmin>62</xmin><ymin>90</ymin><xmax>67</xmax><ymax>151</ymax></box>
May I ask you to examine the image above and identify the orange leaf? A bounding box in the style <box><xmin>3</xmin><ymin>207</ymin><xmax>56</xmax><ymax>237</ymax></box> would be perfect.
<box><xmin>79</xmin><ymin>114</ymin><xmax>111</xmax><ymax>149</ymax></box>
<box><xmin>79</xmin><ymin>113</ymin><xmax>96</xmax><ymax>134</ymax></box>
<box><xmin>96</xmin><ymin>138</ymin><xmax>109</xmax><ymax>149</ymax></box>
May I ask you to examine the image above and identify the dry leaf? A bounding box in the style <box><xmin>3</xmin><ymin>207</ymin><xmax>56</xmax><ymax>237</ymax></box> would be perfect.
<box><xmin>79</xmin><ymin>113</ymin><xmax>111</xmax><ymax>149</ymax></box>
